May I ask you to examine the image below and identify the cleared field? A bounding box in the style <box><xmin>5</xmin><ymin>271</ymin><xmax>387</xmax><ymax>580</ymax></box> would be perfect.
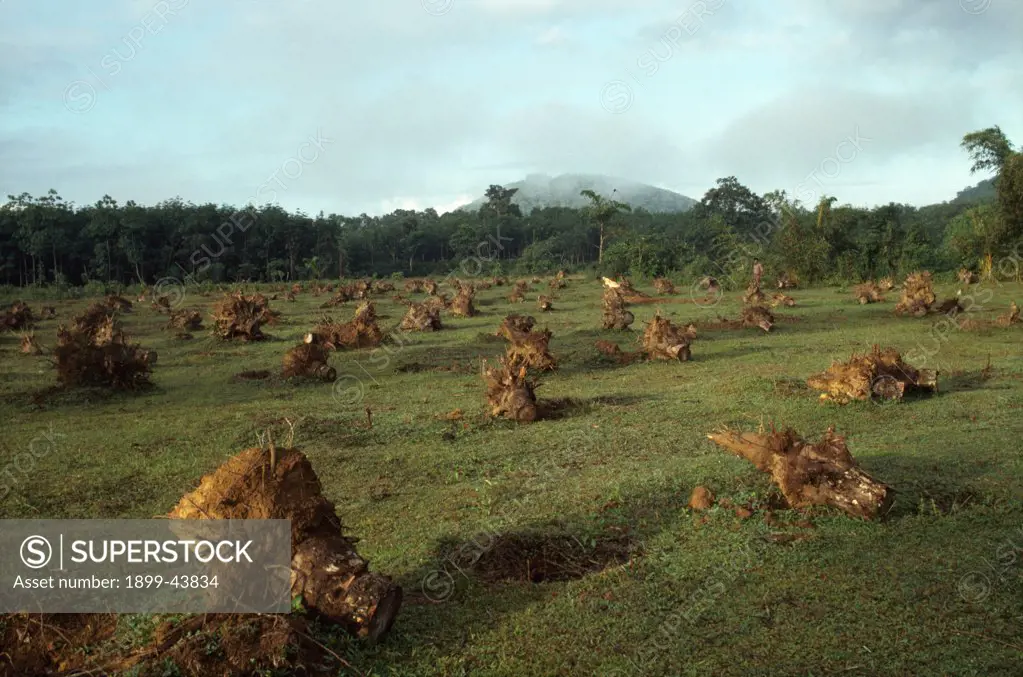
<box><xmin>1</xmin><ymin>276</ymin><xmax>1022</xmax><ymax>676</ymax></box>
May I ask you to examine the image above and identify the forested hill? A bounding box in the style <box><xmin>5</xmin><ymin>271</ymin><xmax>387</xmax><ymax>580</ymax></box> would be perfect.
<box><xmin>458</xmin><ymin>173</ymin><xmax>697</xmax><ymax>214</ymax></box>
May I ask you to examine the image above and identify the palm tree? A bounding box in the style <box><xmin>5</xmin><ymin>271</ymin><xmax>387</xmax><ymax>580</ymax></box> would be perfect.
<box><xmin>580</xmin><ymin>188</ymin><xmax>631</xmax><ymax>264</ymax></box>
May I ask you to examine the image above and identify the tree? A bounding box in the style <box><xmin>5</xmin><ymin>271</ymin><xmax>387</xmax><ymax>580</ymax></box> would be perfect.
<box><xmin>580</xmin><ymin>188</ymin><xmax>631</xmax><ymax>264</ymax></box>
<box><xmin>961</xmin><ymin>126</ymin><xmax>1014</xmax><ymax>176</ymax></box>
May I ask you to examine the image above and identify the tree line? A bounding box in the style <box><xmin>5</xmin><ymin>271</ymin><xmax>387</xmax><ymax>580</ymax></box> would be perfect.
<box><xmin>2</xmin><ymin>126</ymin><xmax>1020</xmax><ymax>289</ymax></box>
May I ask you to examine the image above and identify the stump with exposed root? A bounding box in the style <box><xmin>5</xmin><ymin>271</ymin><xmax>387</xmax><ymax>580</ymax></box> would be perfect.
<box><xmin>449</xmin><ymin>282</ymin><xmax>477</xmax><ymax>317</ymax></box>
<box><xmin>167</xmin><ymin>309</ymin><xmax>202</xmax><ymax>331</ymax></box>
<box><xmin>20</xmin><ymin>333</ymin><xmax>43</xmax><ymax>355</ymax></box>
<box><xmin>311</xmin><ymin>302</ymin><xmax>383</xmax><ymax>350</ymax></box>
<box><xmin>168</xmin><ymin>446</ymin><xmax>402</xmax><ymax>641</ymax></box>
<box><xmin>957</xmin><ymin>268</ymin><xmax>979</xmax><ymax>285</ymax></box>
<box><xmin>483</xmin><ymin>359</ymin><xmax>538</xmax><ymax>423</ymax></box>
<box><xmin>400</xmin><ymin>302</ymin><xmax>442</xmax><ymax>331</ymax></box>
<box><xmin>642</xmin><ymin>313</ymin><xmax>695</xmax><ymax>361</ymax></box>
<box><xmin>653</xmin><ymin>278</ymin><xmax>676</xmax><ymax>295</ymax></box>
<box><xmin>771</xmin><ymin>293</ymin><xmax>796</xmax><ymax>307</ymax></box>
<box><xmin>54</xmin><ymin>314</ymin><xmax>155</xmax><ymax>390</ymax></box>
<box><xmin>742</xmin><ymin>283</ymin><xmax>765</xmax><ymax>305</ymax></box>
<box><xmin>537</xmin><ymin>295</ymin><xmax>553</xmax><ymax>312</ymax></box>
<box><xmin>854</xmin><ymin>282</ymin><xmax>886</xmax><ymax>304</ymax></box>
<box><xmin>776</xmin><ymin>272</ymin><xmax>798</xmax><ymax>289</ymax></box>
<box><xmin>502</xmin><ymin>324</ymin><xmax>556</xmax><ymax>372</ymax></box>
<box><xmin>282</xmin><ymin>338</ymin><xmax>336</xmax><ymax>380</ymax></box>
<box><xmin>740</xmin><ymin>304</ymin><xmax>774</xmax><ymax>332</ymax></box>
<box><xmin>806</xmin><ymin>344</ymin><xmax>937</xmax><ymax>404</ymax></box>
<box><xmin>996</xmin><ymin>301</ymin><xmax>1019</xmax><ymax>327</ymax></box>
<box><xmin>211</xmin><ymin>291</ymin><xmax>279</xmax><ymax>341</ymax></box>
<box><xmin>894</xmin><ymin>271</ymin><xmax>936</xmax><ymax>316</ymax></box>
<box><xmin>496</xmin><ymin>314</ymin><xmax>535</xmax><ymax>339</ymax></box>
<box><xmin>707</xmin><ymin>425</ymin><xmax>893</xmax><ymax>520</ymax></box>
<box><xmin>1</xmin><ymin>301</ymin><xmax>34</xmax><ymax>332</ymax></box>
<box><xmin>602</xmin><ymin>288</ymin><xmax>634</xmax><ymax>330</ymax></box>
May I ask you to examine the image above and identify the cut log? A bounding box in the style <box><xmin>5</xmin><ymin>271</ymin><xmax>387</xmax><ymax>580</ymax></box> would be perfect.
<box><xmin>168</xmin><ymin>447</ymin><xmax>402</xmax><ymax>641</ymax></box>
<box><xmin>707</xmin><ymin>426</ymin><xmax>893</xmax><ymax>520</ymax></box>
<box><xmin>641</xmin><ymin>313</ymin><xmax>695</xmax><ymax>361</ymax></box>
<box><xmin>806</xmin><ymin>344</ymin><xmax>937</xmax><ymax>404</ymax></box>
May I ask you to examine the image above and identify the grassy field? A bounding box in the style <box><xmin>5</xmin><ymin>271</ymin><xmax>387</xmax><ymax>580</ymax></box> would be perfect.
<box><xmin>1</xmin><ymin>276</ymin><xmax>1022</xmax><ymax>676</ymax></box>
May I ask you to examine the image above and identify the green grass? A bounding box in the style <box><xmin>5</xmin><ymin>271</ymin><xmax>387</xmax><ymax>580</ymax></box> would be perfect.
<box><xmin>2</xmin><ymin>277</ymin><xmax>1022</xmax><ymax>676</ymax></box>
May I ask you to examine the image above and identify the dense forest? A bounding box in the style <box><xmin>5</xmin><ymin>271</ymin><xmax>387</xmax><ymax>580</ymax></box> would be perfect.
<box><xmin>2</xmin><ymin>127</ymin><xmax>1020</xmax><ymax>290</ymax></box>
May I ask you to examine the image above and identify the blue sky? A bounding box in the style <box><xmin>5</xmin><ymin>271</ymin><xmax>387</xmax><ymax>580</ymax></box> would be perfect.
<box><xmin>1</xmin><ymin>0</ymin><xmax>1021</xmax><ymax>216</ymax></box>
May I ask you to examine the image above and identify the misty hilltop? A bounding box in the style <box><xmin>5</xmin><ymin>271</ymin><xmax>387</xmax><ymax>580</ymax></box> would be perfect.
<box><xmin>457</xmin><ymin>173</ymin><xmax>697</xmax><ymax>214</ymax></box>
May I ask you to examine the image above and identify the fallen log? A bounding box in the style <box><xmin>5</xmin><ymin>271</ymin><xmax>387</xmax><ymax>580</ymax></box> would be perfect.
<box><xmin>806</xmin><ymin>344</ymin><xmax>937</xmax><ymax>404</ymax></box>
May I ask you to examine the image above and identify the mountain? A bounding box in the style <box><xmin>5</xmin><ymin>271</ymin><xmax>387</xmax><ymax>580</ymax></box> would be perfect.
<box><xmin>457</xmin><ymin>173</ymin><xmax>697</xmax><ymax>214</ymax></box>
<box><xmin>950</xmin><ymin>177</ymin><xmax>996</xmax><ymax>205</ymax></box>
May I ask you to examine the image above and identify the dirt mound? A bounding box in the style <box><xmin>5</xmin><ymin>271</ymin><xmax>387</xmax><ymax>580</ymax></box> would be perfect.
<box><xmin>641</xmin><ymin>313</ymin><xmax>695</xmax><ymax>361</ymax></box>
<box><xmin>169</xmin><ymin>446</ymin><xmax>402</xmax><ymax>641</ymax></box>
<box><xmin>806</xmin><ymin>344</ymin><xmax>937</xmax><ymax>404</ymax></box>
<box><xmin>594</xmin><ymin>339</ymin><xmax>643</xmax><ymax>364</ymax></box>
<box><xmin>895</xmin><ymin>271</ymin><xmax>936</xmax><ymax>316</ymax></box>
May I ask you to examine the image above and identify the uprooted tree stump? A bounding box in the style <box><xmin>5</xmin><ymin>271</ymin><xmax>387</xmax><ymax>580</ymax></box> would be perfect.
<box><xmin>400</xmin><ymin>301</ymin><xmax>442</xmax><ymax>331</ymax></box>
<box><xmin>312</xmin><ymin>301</ymin><xmax>383</xmax><ymax>350</ymax></box>
<box><xmin>372</xmin><ymin>280</ymin><xmax>395</xmax><ymax>293</ymax></box>
<box><xmin>211</xmin><ymin>291</ymin><xmax>279</xmax><ymax>340</ymax></box>
<box><xmin>321</xmin><ymin>289</ymin><xmax>351</xmax><ymax>308</ymax></box>
<box><xmin>449</xmin><ymin>283</ymin><xmax>477</xmax><ymax>317</ymax></box>
<box><xmin>497</xmin><ymin>314</ymin><xmax>535</xmax><ymax>339</ymax></box>
<box><xmin>771</xmin><ymin>293</ymin><xmax>796</xmax><ymax>307</ymax></box>
<box><xmin>742</xmin><ymin>283</ymin><xmax>766</xmax><ymax>305</ymax></box>
<box><xmin>502</xmin><ymin>324</ymin><xmax>556</xmax><ymax>372</ymax></box>
<box><xmin>894</xmin><ymin>271</ymin><xmax>936</xmax><ymax>316</ymax></box>
<box><xmin>167</xmin><ymin>309</ymin><xmax>202</xmax><ymax>331</ymax></box>
<box><xmin>1</xmin><ymin>301</ymin><xmax>34</xmax><ymax>331</ymax></box>
<box><xmin>776</xmin><ymin>272</ymin><xmax>798</xmax><ymax>289</ymax></box>
<box><xmin>424</xmin><ymin>293</ymin><xmax>450</xmax><ymax>313</ymax></box>
<box><xmin>548</xmin><ymin>277</ymin><xmax>566</xmax><ymax>290</ymax></box>
<box><xmin>104</xmin><ymin>294</ymin><xmax>133</xmax><ymax>313</ymax></box>
<box><xmin>20</xmin><ymin>333</ymin><xmax>43</xmax><ymax>355</ymax></box>
<box><xmin>168</xmin><ymin>446</ymin><xmax>402</xmax><ymax>641</ymax></box>
<box><xmin>740</xmin><ymin>304</ymin><xmax>774</xmax><ymax>332</ymax></box>
<box><xmin>537</xmin><ymin>295</ymin><xmax>553</xmax><ymax>312</ymax></box>
<box><xmin>958</xmin><ymin>268</ymin><xmax>979</xmax><ymax>285</ymax></box>
<box><xmin>282</xmin><ymin>337</ymin><xmax>336</xmax><ymax>380</ymax></box>
<box><xmin>854</xmin><ymin>282</ymin><xmax>886</xmax><ymax>304</ymax></box>
<box><xmin>707</xmin><ymin>425</ymin><xmax>894</xmax><ymax>520</ymax></box>
<box><xmin>602</xmin><ymin>288</ymin><xmax>634</xmax><ymax>330</ymax></box>
<box><xmin>878</xmin><ymin>277</ymin><xmax>895</xmax><ymax>292</ymax></box>
<box><xmin>483</xmin><ymin>358</ymin><xmax>538</xmax><ymax>422</ymax></box>
<box><xmin>54</xmin><ymin>315</ymin><xmax>155</xmax><ymax>390</ymax></box>
<box><xmin>996</xmin><ymin>301</ymin><xmax>1020</xmax><ymax>327</ymax></box>
<box><xmin>653</xmin><ymin>278</ymin><xmax>676</xmax><ymax>295</ymax></box>
<box><xmin>642</xmin><ymin>313</ymin><xmax>695</xmax><ymax>361</ymax></box>
<box><xmin>806</xmin><ymin>344</ymin><xmax>938</xmax><ymax>404</ymax></box>
<box><xmin>934</xmin><ymin>294</ymin><xmax>964</xmax><ymax>316</ymax></box>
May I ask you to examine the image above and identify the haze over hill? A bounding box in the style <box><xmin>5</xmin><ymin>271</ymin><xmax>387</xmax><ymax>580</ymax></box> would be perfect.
<box><xmin>458</xmin><ymin>173</ymin><xmax>697</xmax><ymax>214</ymax></box>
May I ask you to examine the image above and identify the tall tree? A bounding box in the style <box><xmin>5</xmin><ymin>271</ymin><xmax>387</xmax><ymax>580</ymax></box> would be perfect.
<box><xmin>580</xmin><ymin>188</ymin><xmax>631</xmax><ymax>264</ymax></box>
<box><xmin>961</xmin><ymin>126</ymin><xmax>1015</xmax><ymax>176</ymax></box>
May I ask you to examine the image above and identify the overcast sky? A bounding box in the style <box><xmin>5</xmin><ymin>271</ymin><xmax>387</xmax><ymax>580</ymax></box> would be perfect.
<box><xmin>2</xmin><ymin>0</ymin><xmax>1021</xmax><ymax>216</ymax></box>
